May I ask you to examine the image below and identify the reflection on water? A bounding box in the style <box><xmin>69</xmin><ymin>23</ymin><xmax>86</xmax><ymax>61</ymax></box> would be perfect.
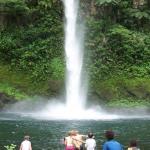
<box><xmin>0</xmin><ymin>113</ymin><xmax>150</xmax><ymax>150</ymax></box>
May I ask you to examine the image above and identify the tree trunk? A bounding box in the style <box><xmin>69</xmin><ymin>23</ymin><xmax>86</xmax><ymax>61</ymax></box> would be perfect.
<box><xmin>90</xmin><ymin>0</ymin><xmax>96</xmax><ymax>15</ymax></box>
<box><xmin>0</xmin><ymin>7</ymin><xmax>8</xmax><ymax>29</ymax></box>
<box><xmin>147</xmin><ymin>0</ymin><xmax>150</xmax><ymax>8</ymax></box>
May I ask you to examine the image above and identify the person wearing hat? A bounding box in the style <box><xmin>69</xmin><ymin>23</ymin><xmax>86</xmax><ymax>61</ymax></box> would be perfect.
<box><xmin>19</xmin><ymin>135</ymin><xmax>32</xmax><ymax>150</ymax></box>
<box><xmin>102</xmin><ymin>130</ymin><xmax>123</xmax><ymax>150</ymax></box>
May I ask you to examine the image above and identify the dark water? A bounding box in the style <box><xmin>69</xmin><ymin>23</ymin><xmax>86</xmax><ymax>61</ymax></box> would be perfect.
<box><xmin>0</xmin><ymin>113</ymin><xmax>150</xmax><ymax>150</ymax></box>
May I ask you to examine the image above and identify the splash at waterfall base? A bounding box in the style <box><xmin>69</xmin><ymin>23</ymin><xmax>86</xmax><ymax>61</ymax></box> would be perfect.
<box><xmin>33</xmin><ymin>105</ymin><xmax>150</xmax><ymax>120</ymax></box>
<box><xmin>36</xmin><ymin>104</ymin><xmax>119</xmax><ymax>120</ymax></box>
<box><xmin>4</xmin><ymin>100</ymin><xmax>150</xmax><ymax>120</ymax></box>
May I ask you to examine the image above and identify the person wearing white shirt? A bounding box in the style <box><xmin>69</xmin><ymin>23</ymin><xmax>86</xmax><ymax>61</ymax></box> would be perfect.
<box><xmin>19</xmin><ymin>135</ymin><xmax>32</xmax><ymax>150</ymax></box>
<box><xmin>127</xmin><ymin>140</ymin><xmax>140</xmax><ymax>150</ymax></box>
<box><xmin>85</xmin><ymin>133</ymin><xmax>96</xmax><ymax>150</ymax></box>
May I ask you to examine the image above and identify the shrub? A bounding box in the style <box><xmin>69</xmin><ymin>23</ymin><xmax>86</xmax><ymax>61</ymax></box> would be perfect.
<box><xmin>4</xmin><ymin>144</ymin><xmax>16</xmax><ymax>150</ymax></box>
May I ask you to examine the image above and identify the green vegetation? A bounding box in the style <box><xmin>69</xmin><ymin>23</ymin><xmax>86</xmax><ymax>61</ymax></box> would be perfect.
<box><xmin>90</xmin><ymin>76</ymin><xmax>150</xmax><ymax>107</ymax></box>
<box><xmin>107</xmin><ymin>99</ymin><xmax>150</xmax><ymax>107</ymax></box>
<box><xmin>0</xmin><ymin>0</ymin><xmax>150</xmax><ymax>107</ymax></box>
<box><xmin>4</xmin><ymin>144</ymin><xmax>16</xmax><ymax>150</ymax></box>
<box><xmin>0</xmin><ymin>63</ymin><xmax>61</xmax><ymax>98</ymax></box>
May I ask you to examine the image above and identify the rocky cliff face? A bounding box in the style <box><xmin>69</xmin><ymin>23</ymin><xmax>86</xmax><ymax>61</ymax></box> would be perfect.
<box><xmin>89</xmin><ymin>78</ymin><xmax>150</xmax><ymax>103</ymax></box>
<box><xmin>0</xmin><ymin>93</ymin><xmax>16</xmax><ymax>109</ymax></box>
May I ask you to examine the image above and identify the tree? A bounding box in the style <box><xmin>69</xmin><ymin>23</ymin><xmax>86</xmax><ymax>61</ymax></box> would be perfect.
<box><xmin>133</xmin><ymin>0</ymin><xmax>145</xmax><ymax>8</ymax></box>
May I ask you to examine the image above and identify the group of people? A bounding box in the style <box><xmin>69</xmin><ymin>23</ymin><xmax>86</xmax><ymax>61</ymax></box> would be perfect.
<box><xmin>64</xmin><ymin>130</ymin><xmax>140</xmax><ymax>150</ymax></box>
<box><xmin>19</xmin><ymin>130</ymin><xmax>140</xmax><ymax>150</ymax></box>
<box><xmin>64</xmin><ymin>130</ymin><xmax>96</xmax><ymax>150</ymax></box>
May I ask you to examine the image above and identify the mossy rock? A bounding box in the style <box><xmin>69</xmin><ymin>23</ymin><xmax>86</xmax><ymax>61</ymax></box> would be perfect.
<box><xmin>0</xmin><ymin>92</ymin><xmax>16</xmax><ymax>108</ymax></box>
<box><xmin>47</xmin><ymin>80</ymin><xmax>64</xmax><ymax>96</ymax></box>
<box><xmin>120</xmin><ymin>85</ymin><xmax>150</xmax><ymax>99</ymax></box>
<box><xmin>91</xmin><ymin>77</ymin><xmax>150</xmax><ymax>102</ymax></box>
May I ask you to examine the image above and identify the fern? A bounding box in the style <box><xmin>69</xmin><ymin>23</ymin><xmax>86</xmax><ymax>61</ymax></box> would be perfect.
<box><xmin>96</xmin><ymin>0</ymin><xmax>120</xmax><ymax>6</ymax></box>
<box><xmin>127</xmin><ymin>8</ymin><xmax>150</xmax><ymax>19</ymax></box>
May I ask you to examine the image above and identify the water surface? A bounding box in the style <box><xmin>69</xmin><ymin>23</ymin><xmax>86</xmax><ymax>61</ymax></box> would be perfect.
<box><xmin>0</xmin><ymin>113</ymin><xmax>150</xmax><ymax>150</ymax></box>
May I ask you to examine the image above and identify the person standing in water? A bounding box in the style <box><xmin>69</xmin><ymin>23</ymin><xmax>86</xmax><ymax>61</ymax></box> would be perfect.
<box><xmin>19</xmin><ymin>135</ymin><xmax>32</xmax><ymax>150</ymax></box>
<box><xmin>72</xmin><ymin>130</ymin><xmax>86</xmax><ymax>150</ymax></box>
<box><xmin>102</xmin><ymin>130</ymin><xmax>123</xmax><ymax>150</ymax></box>
<box><xmin>64</xmin><ymin>130</ymin><xmax>76</xmax><ymax>150</ymax></box>
<box><xmin>127</xmin><ymin>140</ymin><xmax>140</xmax><ymax>150</ymax></box>
<box><xmin>85</xmin><ymin>133</ymin><xmax>96</xmax><ymax>150</ymax></box>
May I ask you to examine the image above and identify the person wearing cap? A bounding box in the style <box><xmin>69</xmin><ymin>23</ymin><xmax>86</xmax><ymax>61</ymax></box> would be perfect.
<box><xmin>85</xmin><ymin>133</ymin><xmax>96</xmax><ymax>150</ymax></box>
<box><xmin>19</xmin><ymin>135</ymin><xmax>32</xmax><ymax>150</ymax></box>
<box><xmin>102</xmin><ymin>130</ymin><xmax>123</xmax><ymax>150</ymax></box>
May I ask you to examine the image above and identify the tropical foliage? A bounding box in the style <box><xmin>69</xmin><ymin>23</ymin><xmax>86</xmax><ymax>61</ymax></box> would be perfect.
<box><xmin>0</xmin><ymin>0</ymin><xmax>150</xmax><ymax>103</ymax></box>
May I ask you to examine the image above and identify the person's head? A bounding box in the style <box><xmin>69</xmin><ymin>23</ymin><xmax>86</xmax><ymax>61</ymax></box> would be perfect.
<box><xmin>88</xmin><ymin>133</ymin><xmax>94</xmax><ymax>138</ymax></box>
<box><xmin>129</xmin><ymin>140</ymin><xmax>138</xmax><ymax>147</ymax></box>
<box><xmin>74</xmin><ymin>130</ymin><xmax>79</xmax><ymax>135</ymax></box>
<box><xmin>105</xmin><ymin>130</ymin><xmax>114</xmax><ymax>140</ymax></box>
<box><xmin>68</xmin><ymin>131</ymin><xmax>72</xmax><ymax>136</ymax></box>
<box><xmin>68</xmin><ymin>130</ymin><xmax>76</xmax><ymax>136</ymax></box>
<box><xmin>24</xmin><ymin>135</ymin><xmax>30</xmax><ymax>140</ymax></box>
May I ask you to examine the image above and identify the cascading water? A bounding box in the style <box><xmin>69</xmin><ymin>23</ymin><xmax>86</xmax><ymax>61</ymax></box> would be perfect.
<box><xmin>3</xmin><ymin>0</ymin><xmax>120</xmax><ymax>119</ymax></box>
<box><xmin>5</xmin><ymin>0</ymin><xmax>150</xmax><ymax>120</ymax></box>
<box><xmin>63</xmin><ymin>0</ymin><xmax>85</xmax><ymax>111</ymax></box>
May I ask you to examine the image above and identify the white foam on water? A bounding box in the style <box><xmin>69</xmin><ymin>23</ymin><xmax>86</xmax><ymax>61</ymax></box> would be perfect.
<box><xmin>3</xmin><ymin>100</ymin><xmax>150</xmax><ymax>120</ymax></box>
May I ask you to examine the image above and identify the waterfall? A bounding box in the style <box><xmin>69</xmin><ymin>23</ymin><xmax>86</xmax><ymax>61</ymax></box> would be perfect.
<box><xmin>63</xmin><ymin>0</ymin><xmax>86</xmax><ymax>111</ymax></box>
<box><xmin>3</xmin><ymin>0</ymin><xmax>121</xmax><ymax>120</ymax></box>
<box><xmin>2</xmin><ymin>0</ymin><xmax>148</xmax><ymax>121</ymax></box>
